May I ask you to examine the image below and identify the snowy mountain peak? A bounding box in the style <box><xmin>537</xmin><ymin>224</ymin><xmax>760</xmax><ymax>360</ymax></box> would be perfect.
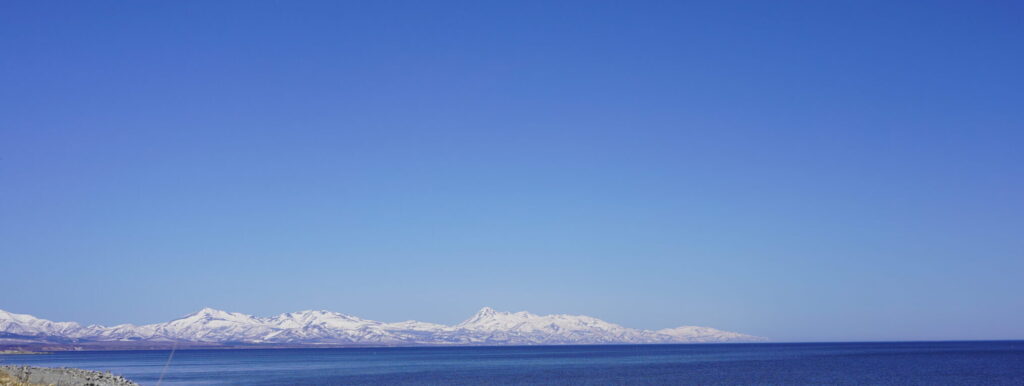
<box><xmin>183</xmin><ymin>308</ymin><xmax>262</xmax><ymax>324</ymax></box>
<box><xmin>0</xmin><ymin>309</ymin><xmax>83</xmax><ymax>337</ymax></box>
<box><xmin>459</xmin><ymin>306</ymin><xmax>509</xmax><ymax>326</ymax></box>
<box><xmin>0</xmin><ymin>309</ymin><xmax>24</xmax><ymax>321</ymax></box>
<box><xmin>473</xmin><ymin>307</ymin><xmax>498</xmax><ymax>317</ymax></box>
<box><xmin>0</xmin><ymin>309</ymin><xmax>40</xmax><ymax>322</ymax></box>
<box><xmin>0</xmin><ymin>307</ymin><xmax>764</xmax><ymax>347</ymax></box>
<box><xmin>267</xmin><ymin>310</ymin><xmax>369</xmax><ymax>330</ymax></box>
<box><xmin>185</xmin><ymin>307</ymin><xmax>234</xmax><ymax>318</ymax></box>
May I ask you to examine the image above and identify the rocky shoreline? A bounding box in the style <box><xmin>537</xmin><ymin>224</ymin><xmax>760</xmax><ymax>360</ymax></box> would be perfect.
<box><xmin>0</xmin><ymin>365</ymin><xmax>138</xmax><ymax>386</ymax></box>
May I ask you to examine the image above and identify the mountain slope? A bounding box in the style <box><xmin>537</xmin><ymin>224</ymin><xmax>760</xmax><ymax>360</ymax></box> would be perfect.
<box><xmin>0</xmin><ymin>307</ymin><xmax>764</xmax><ymax>347</ymax></box>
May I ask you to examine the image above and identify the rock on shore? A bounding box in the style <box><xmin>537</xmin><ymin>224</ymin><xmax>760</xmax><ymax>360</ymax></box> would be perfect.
<box><xmin>0</xmin><ymin>365</ymin><xmax>138</xmax><ymax>386</ymax></box>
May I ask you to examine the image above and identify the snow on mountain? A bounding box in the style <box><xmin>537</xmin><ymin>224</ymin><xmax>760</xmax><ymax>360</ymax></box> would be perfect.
<box><xmin>382</xmin><ymin>320</ymin><xmax>448</xmax><ymax>332</ymax></box>
<box><xmin>656</xmin><ymin>326</ymin><xmax>761</xmax><ymax>343</ymax></box>
<box><xmin>0</xmin><ymin>307</ymin><xmax>764</xmax><ymax>346</ymax></box>
<box><xmin>0</xmin><ymin>309</ymin><xmax>82</xmax><ymax>337</ymax></box>
<box><xmin>267</xmin><ymin>310</ymin><xmax>369</xmax><ymax>330</ymax></box>
<box><xmin>260</xmin><ymin>310</ymin><xmax>400</xmax><ymax>344</ymax></box>
<box><xmin>450</xmin><ymin>307</ymin><xmax>651</xmax><ymax>344</ymax></box>
<box><xmin>76</xmin><ymin>324</ymin><xmax>161</xmax><ymax>341</ymax></box>
<box><xmin>146</xmin><ymin>308</ymin><xmax>275</xmax><ymax>343</ymax></box>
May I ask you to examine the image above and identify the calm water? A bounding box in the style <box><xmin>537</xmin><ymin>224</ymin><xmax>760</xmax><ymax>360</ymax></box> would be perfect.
<box><xmin>2</xmin><ymin>341</ymin><xmax>1023</xmax><ymax>385</ymax></box>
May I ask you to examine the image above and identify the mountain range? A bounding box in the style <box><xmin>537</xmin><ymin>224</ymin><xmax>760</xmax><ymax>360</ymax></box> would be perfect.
<box><xmin>0</xmin><ymin>307</ymin><xmax>763</xmax><ymax>349</ymax></box>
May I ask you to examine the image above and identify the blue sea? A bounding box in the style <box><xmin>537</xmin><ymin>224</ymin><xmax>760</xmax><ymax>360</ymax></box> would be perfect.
<box><xmin>2</xmin><ymin>341</ymin><xmax>1023</xmax><ymax>385</ymax></box>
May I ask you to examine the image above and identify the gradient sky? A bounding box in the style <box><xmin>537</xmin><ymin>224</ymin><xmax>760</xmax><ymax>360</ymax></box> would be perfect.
<box><xmin>1</xmin><ymin>1</ymin><xmax>1022</xmax><ymax>342</ymax></box>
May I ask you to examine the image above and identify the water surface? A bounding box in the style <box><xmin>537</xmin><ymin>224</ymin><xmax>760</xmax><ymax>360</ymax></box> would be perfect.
<box><xmin>2</xmin><ymin>341</ymin><xmax>1022</xmax><ymax>385</ymax></box>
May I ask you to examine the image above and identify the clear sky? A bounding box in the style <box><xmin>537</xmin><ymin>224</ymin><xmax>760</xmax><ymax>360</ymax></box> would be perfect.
<box><xmin>1</xmin><ymin>1</ymin><xmax>1021</xmax><ymax>342</ymax></box>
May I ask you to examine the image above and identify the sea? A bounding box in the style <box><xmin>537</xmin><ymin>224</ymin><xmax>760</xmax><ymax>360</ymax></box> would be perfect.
<box><xmin>2</xmin><ymin>341</ymin><xmax>1023</xmax><ymax>385</ymax></box>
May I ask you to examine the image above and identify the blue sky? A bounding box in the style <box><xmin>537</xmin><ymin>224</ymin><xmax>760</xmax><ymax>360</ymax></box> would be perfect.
<box><xmin>1</xmin><ymin>1</ymin><xmax>1021</xmax><ymax>342</ymax></box>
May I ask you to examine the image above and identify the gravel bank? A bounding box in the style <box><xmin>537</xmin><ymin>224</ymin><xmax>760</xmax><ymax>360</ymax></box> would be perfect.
<box><xmin>0</xmin><ymin>365</ymin><xmax>138</xmax><ymax>386</ymax></box>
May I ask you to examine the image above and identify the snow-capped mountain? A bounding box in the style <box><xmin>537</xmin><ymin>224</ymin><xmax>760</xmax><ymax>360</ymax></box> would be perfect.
<box><xmin>450</xmin><ymin>307</ymin><xmax>652</xmax><ymax>344</ymax></box>
<box><xmin>0</xmin><ymin>307</ymin><xmax>763</xmax><ymax>347</ymax></box>
<box><xmin>0</xmin><ymin>309</ymin><xmax>82</xmax><ymax>338</ymax></box>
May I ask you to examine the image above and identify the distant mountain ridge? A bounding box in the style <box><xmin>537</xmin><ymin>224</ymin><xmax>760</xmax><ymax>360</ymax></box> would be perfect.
<box><xmin>0</xmin><ymin>307</ymin><xmax>763</xmax><ymax>348</ymax></box>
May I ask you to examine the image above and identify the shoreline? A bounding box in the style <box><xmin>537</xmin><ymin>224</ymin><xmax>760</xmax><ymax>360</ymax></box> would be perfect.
<box><xmin>0</xmin><ymin>351</ymin><xmax>49</xmax><ymax>355</ymax></box>
<box><xmin>0</xmin><ymin>365</ymin><xmax>137</xmax><ymax>386</ymax></box>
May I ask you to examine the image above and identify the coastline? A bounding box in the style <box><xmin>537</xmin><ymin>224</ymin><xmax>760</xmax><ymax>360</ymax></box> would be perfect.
<box><xmin>0</xmin><ymin>366</ymin><xmax>137</xmax><ymax>386</ymax></box>
<box><xmin>0</xmin><ymin>351</ymin><xmax>48</xmax><ymax>356</ymax></box>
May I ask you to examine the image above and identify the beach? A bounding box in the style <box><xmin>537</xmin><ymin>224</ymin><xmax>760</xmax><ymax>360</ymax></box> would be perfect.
<box><xmin>0</xmin><ymin>365</ymin><xmax>137</xmax><ymax>386</ymax></box>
